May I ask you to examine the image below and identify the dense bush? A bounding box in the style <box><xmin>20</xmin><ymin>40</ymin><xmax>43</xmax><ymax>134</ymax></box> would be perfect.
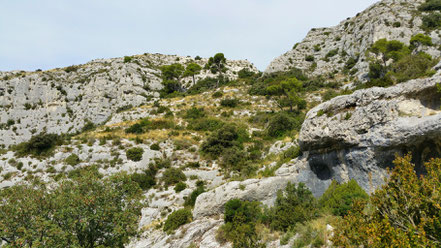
<box><xmin>410</xmin><ymin>33</ymin><xmax>433</xmax><ymax>48</ymax></box>
<box><xmin>333</xmin><ymin>154</ymin><xmax>441</xmax><ymax>247</ymax></box>
<box><xmin>264</xmin><ymin>183</ymin><xmax>318</xmax><ymax>231</ymax></box>
<box><xmin>65</xmin><ymin>154</ymin><xmax>80</xmax><ymax>166</ymax></box>
<box><xmin>267</xmin><ymin>112</ymin><xmax>304</xmax><ymax>138</ymax></box>
<box><xmin>187</xmin><ymin>118</ymin><xmax>225</xmax><ymax>131</ymax></box>
<box><xmin>130</xmin><ymin>166</ymin><xmax>157</xmax><ymax>190</ymax></box>
<box><xmin>163</xmin><ymin>209</ymin><xmax>192</xmax><ymax>234</ymax></box>
<box><xmin>212</xmin><ymin>91</ymin><xmax>224</xmax><ymax>98</ymax></box>
<box><xmin>174</xmin><ymin>182</ymin><xmax>187</xmax><ymax>192</ymax></box>
<box><xmin>126</xmin><ymin>147</ymin><xmax>144</xmax><ymax>162</ymax></box>
<box><xmin>217</xmin><ymin>199</ymin><xmax>263</xmax><ymax>248</ymax></box>
<box><xmin>200</xmin><ymin>124</ymin><xmax>247</xmax><ymax>158</ymax></box>
<box><xmin>184</xmin><ymin>184</ymin><xmax>205</xmax><ymax>207</ymax></box>
<box><xmin>220</xmin><ymin>98</ymin><xmax>240</xmax><ymax>108</ymax></box>
<box><xmin>184</xmin><ymin>107</ymin><xmax>206</xmax><ymax>119</ymax></box>
<box><xmin>318</xmin><ymin>179</ymin><xmax>368</xmax><ymax>216</ymax></box>
<box><xmin>14</xmin><ymin>133</ymin><xmax>63</xmax><ymax>157</ymax></box>
<box><xmin>419</xmin><ymin>0</ymin><xmax>441</xmax><ymax>11</ymax></box>
<box><xmin>422</xmin><ymin>12</ymin><xmax>441</xmax><ymax>29</ymax></box>
<box><xmin>125</xmin><ymin>123</ymin><xmax>144</xmax><ymax>134</ymax></box>
<box><xmin>0</xmin><ymin>170</ymin><xmax>144</xmax><ymax>247</ymax></box>
<box><xmin>162</xmin><ymin>167</ymin><xmax>186</xmax><ymax>186</ymax></box>
<box><xmin>150</xmin><ymin>143</ymin><xmax>160</xmax><ymax>150</ymax></box>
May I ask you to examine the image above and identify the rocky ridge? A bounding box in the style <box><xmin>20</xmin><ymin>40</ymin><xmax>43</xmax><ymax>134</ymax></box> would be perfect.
<box><xmin>266</xmin><ymin>0</ymin><xmax>441</xmax><ymax>79</ymax></box>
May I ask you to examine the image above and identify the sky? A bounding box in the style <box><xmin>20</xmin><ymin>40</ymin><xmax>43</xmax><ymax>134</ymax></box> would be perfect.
<box><xmin>0</xmin><ymin>0</ymin><xmax>378</xmax><ymax>71</ymax></box>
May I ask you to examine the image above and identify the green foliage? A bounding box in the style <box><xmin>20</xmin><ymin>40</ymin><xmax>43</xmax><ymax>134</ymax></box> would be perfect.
<box><xmin>333</xmin><ymin>154</ymin><xmax>441</xmax><ymax>247</ymax></box>
<box><xmin>291</xmin><ymin>222</ymin><xmax>327</xmax><ymax>248</ymax></box>
<box><xmin>237</xmin><ymin>68</ymin><xmax>256</xmax><ymax>79</ymax></box>
<box><xmin>200</xmin><ymin>124</ymin><xmax>247</xmax><ymax>158</ymax></box>
<box><xmin>267</xmin><ymin>112</ymin><xmax>304</xmax><ymax>138</ymax></box>
<box><xmin>265</xmin><ymin>78</ymin><xmax>305</xmax><ymax>112</ymax></box>
<box><xmin>162</xmin><ymin>167</ymin><xmax>186</xmax><ymax>186</ymax></box>
<box><xmin>220</xmin><ymin>98</ymin><xmax>240</xmax><ymax>108</ymax></box>
<box><xmin>184</xmin><ymin>107</ymin><xmax>206</xmax><ymax>119</ymax></box>
<box><xmin>364</xmin><ymin>38</ymin><xmax>437</xmax><ymax>88</ymax></box>
<box><xmin>183</xmin><ymin>63</ymin><xmax>202</xmax><ymax>85</ymax></box>
<box><xmin>422</xmin><ymin>12</ymin><xmax>441</xmax><ymax>29</ymax></box>
<box><xmin>126</xmin><ymin>123</ymin><xmax>144</xmax><ymax>134</ymax></box>
<box><xmin>248</xmin><ymin>68</ymin><xmax>307</xmax><ymax>96</ymax></box>
<box><xmin>319</xmin><ymin>180</ymin><xmax>368</xmax><ymax>216</ymax></box>
<box><xmin>212</xmin><ymin>91</ymin><xmax>224</xmax><ymax>98</ymax></box>
<box><xmin>325</xmin><ymin>49</ymin><xmax>339</xmax><ymax>58</ymax></box>
<box><xmin>187</xmin><ymin>77</ymin><xmax>229</xmax><ymax>95</ymax></box>
<box><xmin>410</xmin><ymin>33</ymin><xmax>433</xmax><ymax>48</ymax></box>
<box><xmin>14</xmin><ymin>133</ymin><xmax>63</xmax><ymax>157</ymax></box>
<box><xmin>130</xmin><ymin>166</ymin><xmax>157</xmax><ymax>190</ymax></box>
<box><xmin>174</xmin><ymin>182</ymin><xmax>187</xmax><ymax>192</ymax></box>
<box><xmin>163</xmin><ymin>209</ymin><xmax>192</xmax><ymax>234</ymax></box>
<box><xmin>65</xmin><ymin>154</ymin><xmax>80</xmax><ymax>166</ymax></box>
<box><xmin>160</xmin><ymin>63</ymin><xmax>185</xmax><ymax>81</ymax></box>
<box><xmin>217</xmin><ymin>199</ymin><xmax>264</xmax><ymax>248</ymax></box>
<box><xmin>124</xmin><ymin>56</ymin><xmax>133</xmax><ymax>63</ymax></box>
<box><xmin>187</xmin><ymin>118</ymin><xmax>225</xmax><ymax>131</ymax></box>
<box><xmin>184</xmin><ymin>185</ymin><xmax>205</xmax><ymax>207</ymax></box>
<box><xmin>305</xmin><ymin>55</ymin><xmax>315</xmax><ymax>62</ymax></box>
<box><xmin>0</xmin><ymin>171</ymin><xmax>144</xmax><ymax>247</ymax></box>
<box><xmin>126</xmin><ymin>147</ymin><xmax>144</xmax><ymax>162</ymax></box>
<box><xmin>419</xmin><ymin>0</ymin><xmax>441</xmax><ymax>11</ymax></box>
<box><xmin>264</xmin><ymin>183</ymin><xmax>318</xmax><ymax>231</ymax></box>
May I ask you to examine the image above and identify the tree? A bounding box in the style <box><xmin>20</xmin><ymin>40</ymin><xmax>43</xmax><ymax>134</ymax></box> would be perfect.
<box><xmin>160</xmin><ymin>63</ymin><xmax>185</xmax><ymax>92</ymax></box>
<box><xmin>206</xmin><ymin>53</ymin><xmax>227</xmax><ymax>88</ymax></box>
<box><xmin>266</xmin><ymin>78</ymin><xmax>305</xmax><ymax>112</ymax></box>
<box><xmin>0</xmin><ymin>171</ymin><xmax>144</xmax><ymax>247</ymax></box>
<box><xmin>183</xmin><ymin>63</ymin><xmax>202</xmax><ymax>86</ymax></box>
<box><xmin>333</xmin><ymin>154</ymin><xmax>441</xmax><ymax>247</ymax></box>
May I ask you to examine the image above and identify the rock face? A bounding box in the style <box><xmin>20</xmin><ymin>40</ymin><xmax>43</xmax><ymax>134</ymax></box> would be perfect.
<box><xmin>265</xmin><ymin>0</ymin><xmax>441</xmax><ymax>79</ymax></box>
<box><xmin>299</xmin><ymin>75</ymin><xmax>441</xmax><ymax>193</ymax></box>
<box><xmin>0</xmin><ymin>54</ymin><xmax>257</xmax><ymax>147</ymax></box>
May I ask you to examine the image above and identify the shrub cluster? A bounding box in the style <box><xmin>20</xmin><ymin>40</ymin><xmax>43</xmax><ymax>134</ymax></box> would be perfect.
<box><xmin>161</xmin><ymin>167</ymin><xmax>186</xmax><ymax>186</ymax></box>
<box><xmin>14</xmin><ymin>133</ymin><xmax>63</xmax><ymax>157</ymax></box>
<box><xmin>163</xmin><ymin>208</ymin><xmax>192</xmax><ymax>233</ymax></box>
<box><xmin>126</xmin><ymin>147</ymin><xmax>144</xmax><ymax>162</ymax></box>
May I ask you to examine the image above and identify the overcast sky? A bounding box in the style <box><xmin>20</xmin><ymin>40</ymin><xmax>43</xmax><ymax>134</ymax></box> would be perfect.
<box><xmin>0</xmin><ymin>0</ymin><xmax>378</xmax><ymax>71</ymax></box>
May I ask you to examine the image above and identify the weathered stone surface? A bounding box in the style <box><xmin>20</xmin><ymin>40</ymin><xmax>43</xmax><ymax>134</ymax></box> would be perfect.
<box><xmin>0</xmin><ymin>54</ymin><xmax>257</xmax><ymax>147</ymax></box>
<box><xmin>299</xmin><ymin>75</ymin><xmax>441</xmax><ymax>192</ymax></box>
<box><xmin>265</xmin><ymin>0</ymin><xmax>440</xmax><ymax>79</ymax></box>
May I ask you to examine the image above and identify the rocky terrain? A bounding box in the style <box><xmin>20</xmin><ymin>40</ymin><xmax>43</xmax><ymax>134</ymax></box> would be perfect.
<box><xmin>1</xmin><ymin>0</ymin><xmax>441</xmax><ymax>247</ymax></box>
<box><xmin>266</xmin><ymin>0</ymin><xmax>441</xmax><ymax>80</ymax></box>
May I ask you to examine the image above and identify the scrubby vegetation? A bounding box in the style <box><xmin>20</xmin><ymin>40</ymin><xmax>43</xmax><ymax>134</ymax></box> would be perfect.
<box><xmin>0</xmin><ymin>170</ymin><xmax>144</xmax><ymax>247</ymax></box>
<box><xmin>126</xmin><ymin>147</ymin><xmax>144</xmax><ymax>161</ymax></box>
<box><xmin>163</xmin><ymin>208</ymin><xmax>192</xmax><ymax>234</ymax></box>
<box><xmin>13</xmin><ymin>133</ymin><xmax>64</xmax><ymax>157</ymax></box>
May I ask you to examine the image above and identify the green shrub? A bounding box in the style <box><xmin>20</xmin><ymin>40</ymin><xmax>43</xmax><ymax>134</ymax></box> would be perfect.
<box><xmin>184</xmin><ymin>185</ymin><xmax>205</xmax><ymax>207</ymax></box>
<box><xmin>322</xmin><ymin>89</ymin><xmax>339</xmax><ymax>101</ymax></box>
<box><xmin>319</xmin><ymin>180</ymin><xmax>368</xmax><ymax>216</ymax></box>
<box><xmin>14</xmin><ymin>133</ymin><xmax>63</xmax><ymax>157</ymax></box>
<box><xmin>150</xmin><ymin>143</ymin><xmax>160</xmax><ymax>151</ymax></box>
<box><xmin>410</xmin><ymin>34</ymin><xmax>433</xmax><ymax>48</ymax></box>
<box><xmin>187</xmin><ymin>118</ymin><xmax>224</xmax><ymax>131</ymax></box>
<box><xmin>65</xmin><ymin>154</ymin><xmax>80</xmax><ymax>166</ymax></box>
<box><xmin>267</xmin><ymin>112</ymin><xmax>304</xmax><ymax>138</ymax></box>
<box><xmin>220</xmin><ymin>98</ymin><xmax>240</xmax><ymax>108</ymax></box>
<box><xmin>422</xmin><ymin>12</ymin><xmax>441</xmax><ymax>29</ymax></box>
<box><xmin>265</xmin><ymin>183</ymin><xmax>318</xmax><ymax>231</ymax></box>
<box><xmin>212</xmin><ymin>91</ymin><xmax>224</xmax><ymax>98</ymax></box>
<box><xmin>238</xmin><ymin>68</ymin><xmax>256</xmax><ymax>79</ymax></box>
<box><xmin>125</xmin><ymin>123</ymin><xmax>144</xmax><ymax>134</ymax></box>
<box><xmin>174</xmin><ymin>182</ymin><xmax>187</xmax><ymax>192</ymax></box>
<box><xmin>184</xmin><ymin>107</ymin><xmax>206</xmax><ymax>119</ymax></box>
<box><xmin>163</xmin><ymin>209</ymin><xmax>192</xmax><ymax>233</ymax></box>
<box><xmin>282</xmin><ymin>146</ymin><xmax>301</xmax><ymax>161</ymax></box>
<box><xmin>220</xmin><ymin>146</ymin><xmax>248</xmax><ymax>173</ymax></box>
<box><xmin>200</xmin><ymin>124</ymin><xmax>244</xmax><ymax>158</ymax></box>
<box><xmin>130</xmin><ymin>167</ymin><xmax>157</xmax><ymax>190</ymax></box>
<box><xmin>217</xmin><ymin>199</ymin><xmax>263</xmax><ymax>248</ymax></box>
<box><xmin>123</xmin><ymin>56</ymin><xmax>133</xmax><ymax>63</ymax></box>
<box><xmin>419</xmin><ymin>0</ymin><xmax>441</xmax><ymax>11</ymax></box>
<box><xmin>325</xmin><ymin>49</ymin><xmax>339</xmax><ymax>58</ymax></box>
<box><xmin>305</xmin><ymin>55</ymin><xmax>315</xmax><ymax>62</ymax></box>
<box><xmin>126</xmin><ymin>147</ymin><xmax>144</xmax><ymax>162</ymax></box>
<box><xmin>162</xmin><ymin>168</ymin><xmax>186</xmax><ymax>186</ymax></box>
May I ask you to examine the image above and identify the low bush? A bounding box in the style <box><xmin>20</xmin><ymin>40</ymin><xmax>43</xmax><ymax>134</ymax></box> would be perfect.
<box><xmin>212</xmin><ymin>91</ymin><xmax>223</xmax><ymax>98</ymax></box>
<box><xmin>14</xmin><ymin>133</ymin><xmax>63</xmax><ymax>157</ymax></box>
<box><xmin>267</xmin><ymin>112</ymin><xmax>304</xmax><ymax>138</ymax></box>
<box><xmin>187</xmin><ymin>118</ymin><xmax>224</xmax><ymax>131</ymax></box>
<box><xmin>65</xmin><ymin>154</ymin><xmax>80</xmax><ymax>166</ymax></box>
<box><xmin>318</xmin><ymin>179</ymin><xmax>368</xmax><ymax>216</ymax></box>
<box><xmin>163</xmin><ymin>209</ymin><xmax>192</xmax><ymax>233</ymax></box>
<box><xmin>220</xmin><ymin>98</ymin><xmax>240</xmax><ymax>108</ymax></box>
<box><xmin>217</xmin><ymin>199</ymin><xmax>263</xmax><ymax>248</ymax></box>
<box><xmin>419</xmin><ymin>0</ymin><xmax>441</xmax><ymax>11</ymax></box>
<box><xmin>200</xmin><ymin>124</ymin><xmax>248</xmax><ymax>158</ymax></box>
<box><xmin>126</xmin><ymin>147</ymin><xmax>144</xmax><ymax>162</ymax></box>
<box><xmin>162</xmin><ymin>168</ymin><xmax>186</xmax><ymax>186</ymax></box>
<box><xmin>130</xmin><ymin>166</ymin><xmax>157</xmax><ymax>190</ymax></box>
<box><xmin>125</xmin><ymin>123</ymin><xmax>144</xmax><ymax>134</ymax></box>
<box><xmin>184</xmin><ymin>107</ymin><xmax>206</xmax><ymax>119</ymax></box>
<box><xmin>422</xmin><ymin>12</ymin><xmax>441</xmax><ymax>29</ymax></box>
<box><xmin>264</xmin><ymin>182</ymin><xmax>318</xmax><ymax>231</ymax></box>
<box><xmin>150</xmin><ymin>143</ymin><xmax>160</xmax><ymax>151</ymax></box>
<box><xmin>184</xmin><ymin>185</ymin><xmax>205</xmax><ymax>207</ymax></box>
<box><xmin>174</xmin><ymin>182</ymin><xmax>187</xmax><ymax>192</ymax></box>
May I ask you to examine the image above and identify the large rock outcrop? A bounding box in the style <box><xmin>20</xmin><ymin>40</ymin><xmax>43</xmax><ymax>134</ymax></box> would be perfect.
<box><xmin>0</xmin><ymin>54</ymin><xmax>257</xmax><ymax>147</ymax></box>
<box><xmin>265</xmin><ymin>0</ymin><xmax>441</xmax><ymax>79</ymax></box>
<box><xmin>299</xmin><ymin>75</ymin><xmax>441</xmax><ymax>193</ymax></box>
